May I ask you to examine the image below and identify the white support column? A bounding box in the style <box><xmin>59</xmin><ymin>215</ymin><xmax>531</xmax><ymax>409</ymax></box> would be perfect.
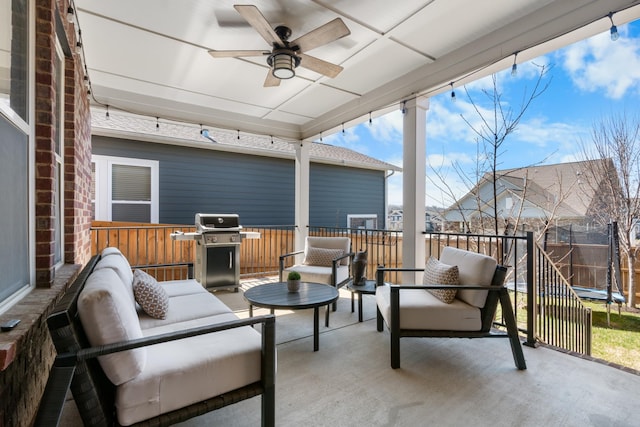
<box><xmin>402</xmin><ymin>96</ymin><xmax>429</xmax><ymax>283</ymax></box>
<box><xmin>295</xmin><ymin>141</ymin><xmax>310</xmax><ymax>255</ymax></box>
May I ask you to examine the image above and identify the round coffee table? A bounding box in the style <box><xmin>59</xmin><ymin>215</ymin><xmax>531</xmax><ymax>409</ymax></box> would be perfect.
<box><xmin>243</xmin><ymin>282</ymin><xmax>339</xmax><ymax>351</ymax></box>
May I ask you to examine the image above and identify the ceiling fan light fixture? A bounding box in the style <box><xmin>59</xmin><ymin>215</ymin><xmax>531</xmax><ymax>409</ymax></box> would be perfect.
<box><xmin>268</xmin><ymin>51</ymin><xmax>300</xmax><ymax>79</ymax></box>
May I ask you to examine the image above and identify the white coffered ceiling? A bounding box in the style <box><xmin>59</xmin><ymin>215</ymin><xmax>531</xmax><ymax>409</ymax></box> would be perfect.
<box><xmin>75</xmin><ymin>0</ymin><xmax>640</xmax><ymax>141</ymax></box>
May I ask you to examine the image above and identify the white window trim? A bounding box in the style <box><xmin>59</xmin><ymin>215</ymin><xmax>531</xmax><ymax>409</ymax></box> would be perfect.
<box><xmin>92</xmin><ymin>155</ymin><xmax>159</xmax><ymax>223</ymax></box>
<box><xmin>347</xmin><ymin>214</ymin><xmax>378</xmax><ymax>229</ymax></box>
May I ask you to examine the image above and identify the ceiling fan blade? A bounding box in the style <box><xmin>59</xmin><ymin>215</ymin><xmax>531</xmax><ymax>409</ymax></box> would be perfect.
<box><xmin>209</xmin><ymin>49</ymin><xmax>269</xmax><ymax>58</ymax></box>
<box><xmin>298</xmin><ymin>53</ymin><xmax>343</xmax><ymax>78</ymax></box>
<box><xmin>264</xmin><ymin>70</ymin><xmax>281</xmax><ymax>87</ymax></box>
<box><xmin>234</xmin><ymin>5</ymin><xmax>282</xmax><ymax>46</ymax></box>
<box><xmin>291</xmin><ymin>18</ymin><xmax>350</xmax><ymax>53</ymax></box>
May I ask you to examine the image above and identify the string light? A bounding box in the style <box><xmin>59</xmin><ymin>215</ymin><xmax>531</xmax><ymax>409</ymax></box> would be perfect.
<box><xmin>511</xmin><ymin>52</ymin><xmax>518</xmax><ymax>77</ymax></box>
<box><xmin>156</xmin><ymin>117</ymin><xmax>159</xmax><ymax>130</ymax></box>
<box><xmin>450</xmin><ymin>83</ymin><xmax>456</xmax><ymax>102</ymax></box>
<box><xmin>342</xmin><ymin>123</ymin><xmax>345</xmax><ymax>135</ymax></box>
<box><xmin>270</xmin><ymin>135</ymin><xmax>274</xmax><ymax>144</ymax></box>
<box><xmin>105</xmin><ymin>105</ymin><xmax>110</xmax><ymax>119</ymax></box>
<box><xmin>608</xmin><ymin>12</ymin><xmax>619</xmax><ymax>41</ymax></box>
<box><xmin>237</xmin><ymin>129</ymin><xmax>240</xmax><ymax>140</ymax></box>
<box><xmin>66</xmin><ymin>6</ymin><xmax>74</xmax><ymax>23</ymax></box>
<box><xmin>369</xmin><ymin>112</ymin><xmax>372</xmax><ymax>125</ymax></box>
<box><xmin>320</xmin><ymin>132</ymin><xmax>323</xmax><ymax>142</ymax></box>
<box><xmin>401</xmin><ymin>101</ymin><xmax>407</xmax><ymax>114</ymax></box>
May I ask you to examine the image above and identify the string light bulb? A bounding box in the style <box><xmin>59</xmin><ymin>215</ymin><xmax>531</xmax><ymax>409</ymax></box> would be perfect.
<box><xmin>450</xmin><ymin>82</ymin><xmax>456</xmax><ymax>102</ymax></box>
<box><xmin>66</xmin><ymin>6</ymin><xmax>75</xmax><ymax>23</ymax></box>
<box><xmin>156</xmin><ymin>117</ymin><xmax>159</xmax><ymax>130</ymax></box>
<box><xmin>237</xmin><ymin>129</ymin><xmax>240</xmax><ymax>140</ymax></box>
<box><xmin>105</xmin><ymin>105</ymin><xmax>110</xmax><ymax>119</ymax></box>
<box><xmin>511</xmin><ymin>52</ymin><xmax>518</xmax><ymax>77</ymax></box>
<box><xmin>608</xmin><ymin>12</ymin><xmax>619</xmax><ymax>41</ymax></box>
<box><xmin>369</xmin><ymin>112</ymin><xmax>372</xmax><ymax>125</ymax></box>
<box><xmin>342</xmin><ymin>123</ymin><xmax>345</xmax><ymax>135</ymax></box>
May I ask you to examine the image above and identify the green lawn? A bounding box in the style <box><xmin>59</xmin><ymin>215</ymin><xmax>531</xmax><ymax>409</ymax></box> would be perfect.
<box><xmin>584</xmin><ymin>301</ymin><xmax>640</xmax><ymax>372</ymax></box>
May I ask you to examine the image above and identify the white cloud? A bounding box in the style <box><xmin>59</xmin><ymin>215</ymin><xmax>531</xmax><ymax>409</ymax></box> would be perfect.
<box><xmin>514</xmin><ymin>118</ymin><xmax>588</xmax><ymax>149</ymax></box>
<box><xmin>366</xmin><ymin>110</ymin><xmax>403</xmax><ymax>143</ymax></box>
<box><xmin>560</xmin><ymin>27</ymin><xmax>640</xmax><ymax>99</ymax></box>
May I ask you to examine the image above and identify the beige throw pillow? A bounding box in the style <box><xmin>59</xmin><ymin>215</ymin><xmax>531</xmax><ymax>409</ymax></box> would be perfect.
<box><xmin>303</xmin><ymin>247</ymin><xmax>344</xmax><ymax>267</ymax></box>
<box><xmin>424</xmin><ymin>257</ymin><xmax>459</xmax><ymax>303</ymax></box>
<box><xmin>133</xmin><ymin>269</ymin><xmax>170</xmax><ymax>319</ymax></box>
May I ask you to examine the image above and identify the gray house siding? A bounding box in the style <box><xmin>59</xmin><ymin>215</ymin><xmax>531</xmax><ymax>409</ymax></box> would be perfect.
<box><xmin>93</xmin><ymin>136</ymin><xmax>386</xmax><ymax>228</ymax></box>
<box><xmin>310</xmin><ymin>164</ymin><xmax>385</xmax><ymax>228</ymax></box>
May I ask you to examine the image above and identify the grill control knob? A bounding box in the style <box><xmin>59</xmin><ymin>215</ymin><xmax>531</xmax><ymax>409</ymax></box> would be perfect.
<box><xmin>231</xmin><ymin>235</ymin><xmax>237</xmax><ymax>242</ymax></box>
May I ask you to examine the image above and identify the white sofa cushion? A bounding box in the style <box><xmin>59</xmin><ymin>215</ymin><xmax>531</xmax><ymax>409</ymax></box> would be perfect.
<box><xmin>133</xmin><ymin>269</ymin><xmax>170</xmax><ymax>319</ymax></box>
<box><xmin>93</xmin><ymin>251</ymin><xmax>135</xmax><ymax>305</ymax></box>
<box><xmin>439</xmin><ymin>247</ymin><xmax>497</xmax><ymax>308</ymax></box>
<box><xmin>77</xmin><ymin>268</ymin><xmax>146</xmax><ymax>385</ymax></box>
<box><xmin>423</xmin><ymin>257</ymin><xmax>459</xmax><ymax>303</ymax></box>
<box><xmin>115</xmin><ymin>318</ymin><xmax>263</xmax><ymax>426</ymax></box>
<box><xmin>137</xmin><ymin>291</ymin><xmax>233</xmax><ymax>330</ymax></box>
<box><xmin>376</xmin><ymin>285</ymin><xmax>481</xmax><ymax>331</ymax></box>
<box><xmin>159</xmin><ymin>279</ymin><xmax>207</xmax><ymax>297</ymax></box>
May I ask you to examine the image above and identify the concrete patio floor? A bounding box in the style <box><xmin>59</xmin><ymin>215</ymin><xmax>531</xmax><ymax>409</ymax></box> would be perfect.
<box><xmin>60</xmin><ymin>280</ymin><xmax>640</xmax><ymax>426</ymax></box>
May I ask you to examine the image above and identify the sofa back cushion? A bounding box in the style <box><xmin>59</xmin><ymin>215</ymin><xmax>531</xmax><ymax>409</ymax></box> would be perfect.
<box><xmin>78</xmin><ymin>267</ymin><xmax>146</xmax><ymax>385</ymax></box>
<box><xmin>94</xmin><ymin>250</ymin><xmax>135</xmax><ymax>305</ymax></box>
<box><xmin>305</xmin><ymin>237</ymin><xmax>350</xmax><ymax>265</ymax></box>
<box><xmin>439</xmin><ymin>247</ymin><xmax>497</xmax><ymax>308</ymax></box>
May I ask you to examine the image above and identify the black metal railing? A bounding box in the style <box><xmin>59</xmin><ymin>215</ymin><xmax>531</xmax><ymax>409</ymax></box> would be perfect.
<box><xmin>536</xmin><ymin>241</ymin><xmax>592</xmax><ymax>354</ymax></box>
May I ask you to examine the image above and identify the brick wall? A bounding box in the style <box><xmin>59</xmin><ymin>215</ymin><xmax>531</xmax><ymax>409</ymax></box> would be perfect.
<box><xmin>0</xmin><ymin>0</ymin><xmax>92</xmax><ymax>425</ymax></box>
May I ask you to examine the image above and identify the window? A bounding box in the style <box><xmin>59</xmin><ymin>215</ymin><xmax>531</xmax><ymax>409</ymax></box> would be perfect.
<box><xmin>0</xmin><ymin>0</ymin><xmax>31</xmax><ymax>310</ymax></box>
<box><xmin>347</xmin><ymin>214</ymin><xmax>377</xmax><ymax>229</ymax></box>
<box><xmin>92</xmin><ymin>155</ymin><xmax>159</xmax><ymax>223</ymax></box>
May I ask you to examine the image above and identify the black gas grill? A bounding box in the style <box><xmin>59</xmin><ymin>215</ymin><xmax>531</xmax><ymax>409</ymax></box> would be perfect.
<box><xmin>193</xmin><ymin>213</ymin><xmax>242</xmax><ymax>291</ymax></box>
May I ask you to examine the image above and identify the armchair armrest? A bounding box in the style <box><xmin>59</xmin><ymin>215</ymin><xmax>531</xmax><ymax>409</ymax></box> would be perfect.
<box><xmin>279</xmin><ymin>250</ymin><xmax>304</xmax><ymax>280</ymax></box>
<box><xmin>331</xmin><ymin>251</ymin><xmax>355</xmax><ymax>287</ymax></box>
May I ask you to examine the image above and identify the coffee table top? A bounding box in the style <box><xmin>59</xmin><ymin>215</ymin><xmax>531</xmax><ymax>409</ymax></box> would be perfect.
<box><xmin>244</xmin><ymin>282</ymin><xmax>339</xmax><ymax>310</ymax></box>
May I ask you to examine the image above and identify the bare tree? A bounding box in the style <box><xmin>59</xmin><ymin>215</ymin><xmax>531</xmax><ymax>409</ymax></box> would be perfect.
<box><xmin>432</xmin><ymin>64</ymin><xmax>551</xmax><ymax>235</ymax></box>
<box><xmin>461</xmin><ymin>66</ymin><xmax>551</xmax><ymax>234</ymax></box>
<box><xmin>580</xmin><ymin>113</ymin><xmax>640</xmax><ymax>308</ymax></box>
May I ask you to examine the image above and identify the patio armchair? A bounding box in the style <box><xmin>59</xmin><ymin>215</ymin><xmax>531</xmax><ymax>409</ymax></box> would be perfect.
<box><xmin>375</xmin><ymin>246</ymin><xmax>526</xmax><ymax>370</ymax></box>
<box><xmin>279</xmin><ymin>236</ymin><xmax>354</xmax><ymax>322</ymax></box>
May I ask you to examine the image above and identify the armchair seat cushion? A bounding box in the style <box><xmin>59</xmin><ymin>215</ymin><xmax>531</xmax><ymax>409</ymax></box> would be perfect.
<box><xmin>284</xmin><ymin>264</ymin><xmax>349</xmax><ymax>286</ymax></box>
<box><xmin>376</xmin><ymin>285</ymin><xmax>481</xmax><ymax>331</ymax></box>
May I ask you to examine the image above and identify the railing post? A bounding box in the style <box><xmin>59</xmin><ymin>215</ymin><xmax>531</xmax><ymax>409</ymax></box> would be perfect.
<box><xmin>525</xmin><ymin>231</ymin><xmax>538</xmax><ymax>348</ymax></box>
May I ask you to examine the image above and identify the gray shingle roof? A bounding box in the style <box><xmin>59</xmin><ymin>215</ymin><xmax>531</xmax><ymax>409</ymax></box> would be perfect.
<box><xmin>90</xmin><ymin>109</ymin><xmax>401</xmax><ymax>172</ymax></box>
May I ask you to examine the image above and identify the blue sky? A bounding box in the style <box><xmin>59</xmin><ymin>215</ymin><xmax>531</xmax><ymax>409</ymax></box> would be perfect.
<box><xmin>323</xmin><ymin>19</ymin><xmax>640</xmax><ymax>208</ymax></box>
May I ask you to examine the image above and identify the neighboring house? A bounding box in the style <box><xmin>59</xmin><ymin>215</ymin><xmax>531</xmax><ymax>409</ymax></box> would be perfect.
<box><xmin>91</xmin><ymin>111</ymin><xmax>401</xmax><ymax>228</ymax></box>
<box><xmin>386</xmin><ymin>207</ymin><xmax>443</xmax><ymax>231</ymax></box>
<box><xmin>442</xmin><ymin>160</ymin><xmax>617</xmax><ymax>233</ymax></box>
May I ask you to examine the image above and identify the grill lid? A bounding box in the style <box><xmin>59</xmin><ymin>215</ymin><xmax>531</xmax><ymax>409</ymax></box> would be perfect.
<box><xmin>195</xmin><ymin>213</ymin><xmax>241</xmax><ymax>232</ymax></box>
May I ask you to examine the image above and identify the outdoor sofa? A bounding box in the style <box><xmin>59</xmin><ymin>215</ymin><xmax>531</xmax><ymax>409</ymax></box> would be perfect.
<box><xmin>35</xmin><ymin>247</ymin><xmax>275</xmax><ymax>427</ymax></box>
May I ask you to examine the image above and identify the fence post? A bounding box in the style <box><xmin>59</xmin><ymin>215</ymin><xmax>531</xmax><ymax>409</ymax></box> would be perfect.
<box><xmin>525</xmin><ymin>231</ymin><xmax>538</xmax><ymax>347</ymax></box>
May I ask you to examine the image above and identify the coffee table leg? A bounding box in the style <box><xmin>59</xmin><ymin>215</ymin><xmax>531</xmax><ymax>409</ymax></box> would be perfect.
<box><xmin>358</xmin><ymin>294</ymin><xmax>363</xmax><ymax>322</ymax></box>
<box><xmin>249</xmin><ymin>305</ymin><xmax>253</xmax><ymax>317</ymax></box>
<box><xmin>314</xmin><ymin>307</ymin><xmax>319</xmax><ymax>351</ymax></box>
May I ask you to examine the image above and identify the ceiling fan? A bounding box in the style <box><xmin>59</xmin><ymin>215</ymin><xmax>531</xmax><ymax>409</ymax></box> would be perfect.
<box><xmin>209</xmin><ymin>5</ymin><xmax>350</xmax><ymax>87</ymax></box>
